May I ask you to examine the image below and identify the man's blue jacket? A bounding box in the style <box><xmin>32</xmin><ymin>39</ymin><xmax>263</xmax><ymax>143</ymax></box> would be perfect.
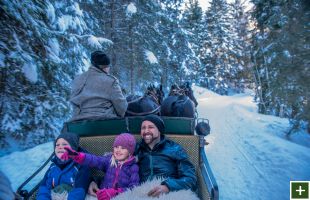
<box><xmin>135</xmin><ymin>135</ymin><xmax>197</xmax><ymax>191</ymax></box>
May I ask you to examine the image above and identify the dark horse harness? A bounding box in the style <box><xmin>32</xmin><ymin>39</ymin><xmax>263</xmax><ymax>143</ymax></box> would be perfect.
<box><xmin>126</xmin><ymin>92</ymin><xmax>161</xmax><ymax>116</ymax></box>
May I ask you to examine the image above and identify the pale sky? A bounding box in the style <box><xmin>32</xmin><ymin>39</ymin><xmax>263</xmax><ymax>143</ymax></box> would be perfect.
<box><xmin>198</xmin><ymin>0</ymin><xmax>253</xmax><ymax>11</ymax></box>
<box><xmin>198</xmin><ymin>0</ymin><xmax>210</xmax><ymax>11</ymax></box>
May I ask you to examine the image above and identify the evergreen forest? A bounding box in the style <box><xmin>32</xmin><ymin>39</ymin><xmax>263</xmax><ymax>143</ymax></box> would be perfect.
<box><xmin>0</xmin><ymin>0</ymin><xmax>309</xmax><ymax>155</ymax></box>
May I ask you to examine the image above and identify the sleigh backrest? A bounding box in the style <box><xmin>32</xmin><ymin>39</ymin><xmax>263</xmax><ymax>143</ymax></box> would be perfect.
<box><xmin>79</xmin><ymin>134</ymin><xmax>210</xmax><ymax>200</ymax></box>
<box><xmin>66</xmin><ymin>116</ymin><xmax>195</xmax><ymax>135</ymax></box>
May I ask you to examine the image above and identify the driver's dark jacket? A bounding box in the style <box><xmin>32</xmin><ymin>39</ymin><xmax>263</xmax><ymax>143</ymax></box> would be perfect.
<box><xmin>135</xmin><ymin>135</ymin><xmax>197</xmax><ymax>192</ymax></box>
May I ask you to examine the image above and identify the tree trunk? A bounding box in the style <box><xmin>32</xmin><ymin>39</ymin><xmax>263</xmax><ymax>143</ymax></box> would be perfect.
<box><xmin>110</xmin><ymin>0</ymin><xmax>117</xmax><ymax>75</ymax></box>
<box><xmin>129</xmin><ymin>24</ymin><xmax>134</xmax><ymax>94</ymax></box>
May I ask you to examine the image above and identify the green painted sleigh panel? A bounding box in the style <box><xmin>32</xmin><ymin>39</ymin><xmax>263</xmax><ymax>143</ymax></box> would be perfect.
<box><xmin>66</xmin><ymin>116</ymin><xmax>195</xmax><ymax>136</ymax></box>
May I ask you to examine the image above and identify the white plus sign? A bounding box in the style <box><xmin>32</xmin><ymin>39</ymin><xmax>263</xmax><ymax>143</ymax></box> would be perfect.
<box><xmin>296</xmin><ymin>185</ymin><xmax>306</xmax><ymax>196</ymax></box>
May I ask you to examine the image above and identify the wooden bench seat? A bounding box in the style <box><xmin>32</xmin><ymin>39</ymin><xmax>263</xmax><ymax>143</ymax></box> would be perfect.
<box><xmin>80</xmin><ymin>134</ymin><xmax>210</xmax><ymax>200</ymax></box>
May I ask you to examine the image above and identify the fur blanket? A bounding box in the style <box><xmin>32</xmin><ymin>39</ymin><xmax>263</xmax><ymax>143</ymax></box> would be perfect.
<box><xmin>85</xmin><ymin>178</ymin><xmax>199</xmax><ymax>200</ymax></box>
<box><xmin>51</xmin><ymin>191</ymin><xmax>69</xmax><ymax>200</ymax></box>
<box><xmin>52</xmin><ymin>179</ymin><xmax>199</xmax><ymax>200</ymax></box>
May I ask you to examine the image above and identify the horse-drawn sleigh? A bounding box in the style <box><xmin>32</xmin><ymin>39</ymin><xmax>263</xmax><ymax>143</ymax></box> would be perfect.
<box><xmin>16</xmin><ymin>84</ymin><xmax>218</xmax><ymax>200</ymax></box>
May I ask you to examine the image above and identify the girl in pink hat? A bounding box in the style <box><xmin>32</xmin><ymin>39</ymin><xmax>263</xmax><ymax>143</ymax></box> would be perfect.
<box><xmin>62</xmin><ymin>133</ymin><xmax>139</xmax><ymax>200</ymax></box>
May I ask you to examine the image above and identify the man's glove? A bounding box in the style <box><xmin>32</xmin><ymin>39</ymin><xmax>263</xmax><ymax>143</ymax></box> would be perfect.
<box><xmin>96</xmin><ymin>188</ymin><xmax>123</xmax><ymax>200</ymax></box>
<box><xmin>61</xmin><ymin>147</ymin><xmax>85</xmax><ymax>164</ymax></box>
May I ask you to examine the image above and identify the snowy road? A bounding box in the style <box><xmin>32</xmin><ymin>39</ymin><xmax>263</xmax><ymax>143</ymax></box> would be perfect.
<box><xmin>195</xmin><ymin>87</ymin><xmax>310</xmax><ymax>200</ymax></box>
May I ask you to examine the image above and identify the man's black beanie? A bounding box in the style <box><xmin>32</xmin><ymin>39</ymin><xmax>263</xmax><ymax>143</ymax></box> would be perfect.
<box><xmin>55</xmin><ymin>132</ymin><xmax>79</xmax><ymax>151</ymax></box>
<box><xmin>142</xmin><ymin>115</ymin><xmax>165</xmax><ymax>134</ymax></box>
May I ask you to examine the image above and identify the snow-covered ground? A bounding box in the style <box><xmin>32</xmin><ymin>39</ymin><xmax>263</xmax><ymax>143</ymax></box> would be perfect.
<box><xmin>195</xmin><ymin>86</ymin><xmax>310</xmax><ymax>200</ymax></box>
<box><xmin>1</xmin><ymin>86</ymin><xmax>309</xmax><ymax>200</ymax></box>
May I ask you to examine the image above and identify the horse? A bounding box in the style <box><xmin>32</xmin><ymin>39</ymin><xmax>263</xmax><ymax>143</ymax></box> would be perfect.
<box><xmin>125</xmin><ymin>84</ymin><xmax>164</xmax><ymax>116</ymax></box>
<box><xmin>180</xmin><ymin>82</ymin><xmax>198</xmax><ymax>107</ymax></box>
<box><xmin>160</xmin><ymin>83</ymin><xmax>197</xmax><ymax>118</ymax></box>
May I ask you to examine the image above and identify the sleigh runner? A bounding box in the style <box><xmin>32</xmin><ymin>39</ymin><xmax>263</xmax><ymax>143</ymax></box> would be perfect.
<box><xmin>17</xmin><ymin>116</ymin><xmax>218</xmax><ymax>200</ymax></box>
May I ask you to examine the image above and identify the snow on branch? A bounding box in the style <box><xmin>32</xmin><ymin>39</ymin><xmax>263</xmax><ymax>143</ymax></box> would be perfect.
<box><xmin>87</xmin><ymin>35</ymin><xmax>113</xmax><ymax>48</ymax></box>
<box><xmin>126</xmin><ymin>3</ymin><xmax>137</xmax><ymax>17</ymax></box>
<box><xmin>144</xmin><ymin>50</ymin><xmax>158</xmax><ymax>64</ymax></box>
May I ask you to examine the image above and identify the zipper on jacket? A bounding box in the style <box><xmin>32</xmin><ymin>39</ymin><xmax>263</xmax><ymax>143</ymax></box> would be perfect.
<box><xmin>149</xmin><ymin>154</ymin><xmax>154</xmax><ymax>180</ymax></box>
<box><xmin>56</xmin><ymin>163</ymin><xmax>76</xmax><ymax>186</ymax></box>
<box><xmin>57</xmin><ymin>173</ymin><xmax>63</xmax><ymax>186</ymax></box>
<box><xmin>112</xmin><ymin>164</ymin><xmax>121</xmax><ymax>188</ymax></box>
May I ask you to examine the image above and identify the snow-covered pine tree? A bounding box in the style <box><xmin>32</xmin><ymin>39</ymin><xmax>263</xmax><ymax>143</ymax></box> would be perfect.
<box><xmin>181</xmin><ymin>0</ymin><xmax>204</xmax><ymax>85</ymax></box>
<box><xmin>228</xmin><ymin>0</ymin><xmax>253</xmax><ymax>92</ymax></box>
<box><xmin>181</xmin><ymin>0</ymin><xmax>203</xmax><ymax>55</ymax></box>
<box><xmin>160</xmin><ymin>0</ymin><xmax>201</xmax><ymax>87</ymax></box>
<box><xmin>199</xmin><ymin>0</ymin><xmax>233</xmax><ymax>94</ymax></box>
<box><xmin>0</xmin><ymin>0</ymin><xmax>112</xmax><ymax>154</ymax></box>
<box><xmin>121</xmin><ymin>0</ymin><xmax>164</xmax><ymax>93</ymax></box>
<box><xmin>251</xmin><ymin>0</ymin><xmax>310</xmax><ymax>133</ymax></box>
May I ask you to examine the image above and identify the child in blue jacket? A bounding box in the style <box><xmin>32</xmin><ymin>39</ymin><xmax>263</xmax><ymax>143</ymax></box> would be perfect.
<box><xmin>37</xmin><ymin>132</ymin><xmax>90</xmax><ymax>200</ymax></box>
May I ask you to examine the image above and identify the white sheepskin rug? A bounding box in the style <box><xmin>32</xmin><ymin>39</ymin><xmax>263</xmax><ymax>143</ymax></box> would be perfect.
<box><xmin>60</xmin><ymin>178</ymin><xmax>200</xmax><ymax>200</ymax></box>
<box><xmin>51</xmin><ymin>190</ymin><xmax>68</xmax><ymax>200</ymax></box>
<box><xmin>85</xmin><ymin>194</ymin><xmax>97</xmax><ymax>200</ymax></box>
<box><xmin>85</xmin><ymin>178</ymin><xmax>199</xmax><ymax>200</ymax></box>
